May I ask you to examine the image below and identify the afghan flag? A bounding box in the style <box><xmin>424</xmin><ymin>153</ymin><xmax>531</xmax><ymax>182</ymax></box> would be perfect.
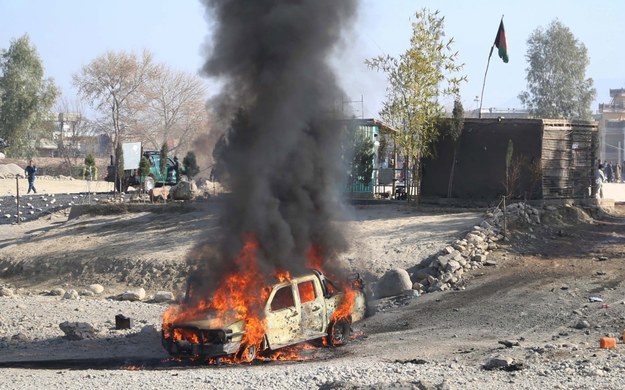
<box><xmin>494</xmin><ymin>20</ymin><xmax>509</xmax><ymax>63</ymax></box>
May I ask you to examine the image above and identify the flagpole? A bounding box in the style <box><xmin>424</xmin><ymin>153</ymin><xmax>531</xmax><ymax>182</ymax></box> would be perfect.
<box><xmin>478</xmin><ymin>48</ymin><xmax>494</xmax><ymax>119</ymax></box>
<box><xmin>478</xmin><ymin>15</ymin><xmax>504</xmax><ymax>119</ymax></box>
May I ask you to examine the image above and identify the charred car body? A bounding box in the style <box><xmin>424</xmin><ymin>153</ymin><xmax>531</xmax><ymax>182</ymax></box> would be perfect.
<box><xmin>162</xmin><ymin>269</ymin><xmax>365</xmax><ymax>361</ymax></box>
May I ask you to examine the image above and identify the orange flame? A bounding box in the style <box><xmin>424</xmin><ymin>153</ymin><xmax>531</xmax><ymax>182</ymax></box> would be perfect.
<box><xmin>331</xmin><ymin>285</ymin><xmax>356</xmax><ymax>322</ymax></box>
<box><xmin>275</xmin><ymin>270</ymin><xmax>291</xmax><ymax>283</ymax></box>
<box><xmin>163</xmin><ymin>234</ymin><xmax>269</xmax><ymax>352</ymax></box>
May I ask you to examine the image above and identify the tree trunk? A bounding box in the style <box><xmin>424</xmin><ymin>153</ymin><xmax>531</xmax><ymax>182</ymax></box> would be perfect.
<box><xmin>447</xmin><ymin>144</ymin><xmax>458</xmax><ymax>198</ymax></box>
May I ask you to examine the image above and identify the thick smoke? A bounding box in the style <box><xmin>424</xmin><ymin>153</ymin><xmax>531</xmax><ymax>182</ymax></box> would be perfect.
<box><xmin>187</xmin><ymin>0</ymin><xmax>358</xmax><ymax>297</ymax></box>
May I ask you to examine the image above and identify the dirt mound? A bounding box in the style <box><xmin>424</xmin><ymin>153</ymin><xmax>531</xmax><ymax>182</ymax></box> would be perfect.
<box><xmin>0</xmin><ymin>163</ymin><xmax>24</xmax><ymax>178</ymax></box>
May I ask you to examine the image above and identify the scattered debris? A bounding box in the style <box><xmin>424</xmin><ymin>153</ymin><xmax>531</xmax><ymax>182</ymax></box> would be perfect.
<box><xmin>115</xmin><ymin>314</ymin><xmax>134</xmax><ymax>330</ymax></box>
<box><xmin>589</xmin><ymin>297</ymin><xmax>603</xmax><ymax>302</ymax></box>
<box><xmin>483</xmin><ymin>355</ymin><xmax>524</xmax><ymax>371</ymax></box>
<box><xmin>394</xmin><ymin>358</ymin><xmax>427</xmax><ymax>365</ymax></box>
<box><xmin>599</xmin><ymin>337</ymin><xmax>617</xmax><ymax>349</ymax></box>
<box><xmin>498</xmin><ymin>340</ymin><xmax>520</xmax><ymax>348</ymax></box>
<box><xmin>0</xmin><ymin>286</ymin><xmax>14</xmax><ymax>297</ymax></box>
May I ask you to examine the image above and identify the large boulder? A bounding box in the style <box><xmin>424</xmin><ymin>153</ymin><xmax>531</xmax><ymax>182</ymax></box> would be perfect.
<box><xmin>121</xmin><ymin>288</ymin><xmax>146</xmax><ymax>301</ymax></box>
<box><xmin>374</xmin><ymin>268</ymin><xmax>412</xmax><ymax>299</ymax></box>
<box><xmin>88</xmin><ymin>284</ymin><xmax>104</xmax><ymax>295</ymax></box>
<box><xmin>59</xmin><ymin>321</ymin><xmax>98</xmax><ymax>340</ymax></box>
<box><xmin>170</xmin><ymin>181</ymin><xmax>197</xmax><ymax>200</ymax></box>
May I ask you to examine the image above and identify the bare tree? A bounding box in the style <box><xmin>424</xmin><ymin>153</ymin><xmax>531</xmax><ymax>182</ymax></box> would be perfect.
<box><xmin>72</xmin><ymin>50</ymin><xmax>158</xmax><ymax>153</ymax></box>
<box><xmin>135</xmin><ymin>67</ymin><xmax>209</xmax><ymax>155</ymax></box>
<box><xmin>55</xmin><ymin>97</ymin><xmax>93</xmax><ymax>176</ymax></box>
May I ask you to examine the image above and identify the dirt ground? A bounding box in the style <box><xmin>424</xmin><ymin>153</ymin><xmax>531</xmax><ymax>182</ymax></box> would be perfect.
<box><xmin>2</xmin><ymin>180</ymin><xmax>625</xmax><ymax>389</ymax></box>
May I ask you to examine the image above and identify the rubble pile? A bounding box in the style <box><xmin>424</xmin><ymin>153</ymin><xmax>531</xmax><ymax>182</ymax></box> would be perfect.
<box><xmin>412</xmin><ymin>220</ymin><xmax>504</xmax><ymax>293</ymax></box>
<box><xmin>383</xmin><ymin>202</ymin><xmax>544</xmax><ymax>297</ymax></box>
<box><xmin>488</xmin><ymin>202</ymin><xmax>542</xmax><ymax>226</ymax></box>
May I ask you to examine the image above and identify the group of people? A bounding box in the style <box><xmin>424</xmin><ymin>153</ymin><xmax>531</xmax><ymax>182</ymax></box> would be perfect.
<box><xmin>599</xmin><ymin>161</ymin><xmax>623</xmax><ymax>183</ymax></box>
<box><xmin>596</xmin><ymin>160</ymin><xmax>625</xmax><ymax>199</ymax></box>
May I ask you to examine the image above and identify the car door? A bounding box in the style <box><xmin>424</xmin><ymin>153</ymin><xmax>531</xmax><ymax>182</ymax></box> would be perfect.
<box><xmin>264</xmin><ymin>283</ymin><xmax>302</xmax><ymax>349</ymax></box>
<box><xmin>296</xmin><ymin>278</ymin><xmax>325</xmax><ymax>339</ymax></box>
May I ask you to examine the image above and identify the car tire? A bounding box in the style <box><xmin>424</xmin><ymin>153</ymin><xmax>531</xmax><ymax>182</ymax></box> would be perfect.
<box><xmin>328</xmin><ymin>319</ymin><xmax>351</xmax><ymax>346</ymax></box>
<box><xmin>235</xmin><ymin>343</ymin><xmax>257</xmax><ymax>363</ymax></box>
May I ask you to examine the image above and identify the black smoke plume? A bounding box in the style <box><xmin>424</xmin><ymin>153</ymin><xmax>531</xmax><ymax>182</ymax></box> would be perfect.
<box><xmin>186</xmin><ymin>0</ymin><xmax>358</xmax><ymax>299</ymax></box>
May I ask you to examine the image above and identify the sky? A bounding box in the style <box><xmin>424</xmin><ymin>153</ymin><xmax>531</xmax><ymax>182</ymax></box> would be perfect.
<box><xmin>2</xmin><ymin>0</ymin><xmax>625</xmax><ymax>120</ymax></box>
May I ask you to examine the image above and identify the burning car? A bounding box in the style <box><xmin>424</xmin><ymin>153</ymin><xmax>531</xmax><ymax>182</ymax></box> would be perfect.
<box><xmin>161</xmin><ymin>269</ymin><xmax>365</xmax><ymax>362</ymax></box>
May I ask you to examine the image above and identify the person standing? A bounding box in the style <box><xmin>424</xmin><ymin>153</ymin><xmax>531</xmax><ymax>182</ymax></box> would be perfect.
<box><xmin>605</xmin><ymin>161</ymin><xmax>614</xmax><ymax>183</ymax></box>
<box><xmin>173</xmin><ymin>156</ymin><xmax>180</xmax><ymax>184</ymax></box>
<box><xmin>596</xmin><ymin>163</ymin><xmax>606</xmax><ymax>199</ymax></box>
<box><xmin>616</xmin><ymin>163</ymin><xmax>622</xmax><ymax>183</ymax></box>
<box><xmin>25</xmin><ymin>159</ymin><xmax>37</xmax><ymax>194</ymax></box>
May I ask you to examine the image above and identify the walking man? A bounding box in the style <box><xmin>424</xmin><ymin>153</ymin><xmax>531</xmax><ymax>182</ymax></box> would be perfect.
<box><xmin>597</xmin><ymin>163</ymin><xmax>606</xmax><ymax>199</ymax></box>
<box><xmin>25</xmin><ymin>159</ymin><xmax>37</xmax><ymax>194</ymax></box>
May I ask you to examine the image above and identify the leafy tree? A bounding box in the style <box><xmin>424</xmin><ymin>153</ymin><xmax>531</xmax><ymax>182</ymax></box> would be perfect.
<box><xmin>366</xmin><ymin>8</ymin><xmax>466</xmax><ymax>202</ymax></box>
<box><xmin>159</xmin><ymin>141</ymin><xmax>169</xmax><ymax>178</ymax></box>
<box><xmin>73</xmin><ymin>50</ymin><xmax>158</xmax><ymax>152</ymax></box>
<box><xmin>0</xmin><ymin>34</ymin><xmax>59</xmax><ymax>156</ymax></box>
<box><xmin>346</xmin><ymin>127</ymin><xmax>374</xmax><ymax>187</ymax></box>
<box><xmin>83</xmin><ymin>153</ymin><xmax>97</xmax><ymax>180</ymax></box>
<box><xmin>446</xmin><ymin>99</ymin><xmax>464</xmax><ymax>198</ymax></box>
<box><xmin>139</xmin><ymin>156</ymin><xmax>150</xmax><ymax>178</ymax></box>
<box><xmin>138</xmin><ymin>156</ymin><xmax>151</xmax><ymax>193</ymax></box>
<box><xmin>519</xmin><ymin>20</ymin><xmax>596</xmax><ymax>119</ymax></box>
<box><xmin>182</xmin><ymin>151</ymin><xmax>199</xmax><ymax>178</ymax></box>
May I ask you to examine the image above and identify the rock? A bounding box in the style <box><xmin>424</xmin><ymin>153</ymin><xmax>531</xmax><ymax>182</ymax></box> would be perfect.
<box><xmin>442</xmin><ymin>246</ymin><xmax>455</xmax><ymax>255</ymax></box>
<box><xmin>498</xmin><ymin>340</ymin><xmax>520</xmax><ymax>348</ymax></box>
<box><xmin>575</xmin><ymin>320</ymin><xmax>591</xmax><ymax>329</ymax></box>
<box><xmin>466</xmin><ymin>233</ymin><xmax>485</xmax><ymax>244</ymax></box>
<box><xmin>413</xmin><ymin>267</ymin><xmax>436</xmax><ymax>282</ymax></box>
<box><xmin>401</xmin><ymin>289</ymin><xmax>420</xmax><ymax>298</ymax></box>
<box><xmin>154</xmin><ymin>291</ymin><xmax>175</xmax><ymax>303</ymax></box>
<box><xmin>374</xmin><ymin>268</ymin><xmax>412</xmax><ymax>299</ymax></box>
<box><xmin>49</xmin><ymin>287</ymin><xmax>65</xmax><ymax>296</ymax></box>
<box><xmin>63</xmin><ymin>289</ymin><xmax>79</xmax><ymax>300</ymax></box>
<box><xmin>88</xmin><ymin>284</ymin><xmax>104</xmax><ymax>295</ymax></box>
<box><xmin>170</xmin><ymin>181</ymin><xmax>198</xmax><ymax>200</ymax></box>
<box><xmin>445</xmin><ymin>260</ymin><xmax>461</xmax><ymax>273</ymax></box>
<box><xmin>59</xmin><ymin>321</ymin><xmax>98</xmax><ymax>340</ymax></box>
<box><xmin>483</xmin><ymin>260</ymin><xmax>497</xmax><ymax>266</ymax></box>
<box><xmin>80</xmin><ymin>290</ymin><xmax>95</xmax><ymax>297</ymax></box>
<box><xmin>473</xmin><ymin>254</ymin><xmax>487</xmax><ymax>263</ymax></box>
<box><xmin>412</xmin><ymin>282</ymin><xmax>424</xmax><ymax>292</ymax></box>
<box><xmin>121</xmin><ymin>288</ymin><xmax>146</xmax><ymax>301</ymax></box>
<box><xmin>435</xmin><ymin>255</ymin><xmax>450</xmax><ymax>270</ymax></box>
<box><xmin>0</xmin><ymin>286</ymin><xmax>14</xmax><ymax>297</ymax></box>
<box><xmin>483</xmin><ymin>355</ymin><xmax>514</xmax><ymax>370</ymax></box>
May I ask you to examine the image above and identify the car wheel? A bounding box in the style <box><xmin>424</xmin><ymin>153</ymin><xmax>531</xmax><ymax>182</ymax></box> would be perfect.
<box><xmin>328</xmin><ymin>319</ymin><xmax>351</xmax><ymax>346</ymax></box>
<box><xmin>235</xmin><ymin>343</ymin><xmax>257</xmax><ymax>363</ymax></box>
